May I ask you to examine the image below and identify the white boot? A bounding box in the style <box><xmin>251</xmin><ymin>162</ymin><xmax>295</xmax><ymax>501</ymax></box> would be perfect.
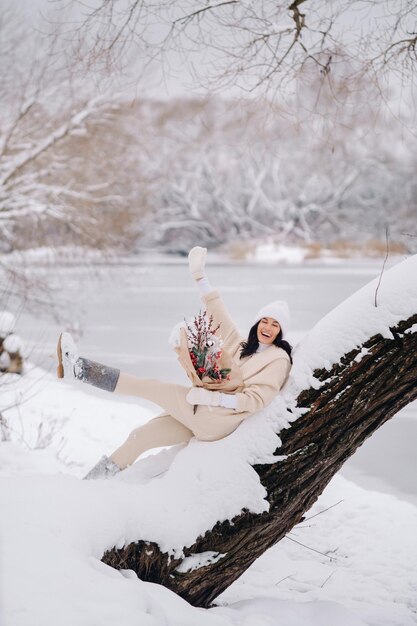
<box><xmin>83</xmin><ymin>455</ymin><xmax>121</xmax><ymax>480</ymax></box>
<box><xmin>57</xmin><ymin>333</ymin><xmax>120</xmax><ymax>391</ymax></box>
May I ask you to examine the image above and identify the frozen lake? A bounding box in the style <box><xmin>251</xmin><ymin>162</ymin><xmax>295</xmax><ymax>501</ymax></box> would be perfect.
<box><xmin>18</xmin><ymin>257</ymin><xmax>417</xmax><ymax>507</ymax></box>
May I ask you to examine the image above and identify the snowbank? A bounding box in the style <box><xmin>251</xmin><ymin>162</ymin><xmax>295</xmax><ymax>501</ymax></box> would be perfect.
<box><xmin>1</xmin><ymin>444</ymin><xmax>416</xmax><ymax>626</ymax></box>
<box><xmin>286</xmin><ymin>253</ymin><xmax>417</xmax><ymax>395</ymax></box>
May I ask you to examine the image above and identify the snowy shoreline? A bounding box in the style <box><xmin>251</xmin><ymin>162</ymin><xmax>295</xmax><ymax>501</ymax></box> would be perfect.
<box><xmin>0</xmin><ymin>244</ymin><xmax>409</xmax><ymax>269</ymax></box>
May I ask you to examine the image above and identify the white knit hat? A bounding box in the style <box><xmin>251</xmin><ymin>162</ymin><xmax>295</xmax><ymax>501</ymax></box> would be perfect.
<box><xmin>253</xmin><ymin>300</ymin><xmax>290</xmax><ymax>338</ymax></box>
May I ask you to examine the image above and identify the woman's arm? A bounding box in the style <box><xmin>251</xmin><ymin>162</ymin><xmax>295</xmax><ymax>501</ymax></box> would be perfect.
<box><xmin>188</xmin><ymin>247</ymin><xmax>243</xmax><ymax>353</ymax></box>
<box><xmin>234</xmin><ymin>357</ymin><xmax>290</xmax><ymax>414</ymax></box>
<box><xmin>202</xmin><ymin>290</ymin><xmax>243</xmax><ymax>353</ymax></box>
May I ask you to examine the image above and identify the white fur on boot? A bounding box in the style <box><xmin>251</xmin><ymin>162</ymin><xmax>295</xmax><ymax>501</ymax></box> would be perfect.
<box><xmin>57</xmin><ymin>332</ymin><xmax>80</xmax><ymax>379</ymax></box>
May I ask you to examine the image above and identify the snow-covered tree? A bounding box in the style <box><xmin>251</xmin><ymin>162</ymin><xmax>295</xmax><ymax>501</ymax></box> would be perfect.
<box><xmin>2</xmin><ymin>4</ymin><xmax>415</xmax><ymax>258</ymax></box>
<box><xmin>0</xmin><ymin>6</ymin><xmax>132</xmax><ymax>254</ymax></box>
<box><xmin>102</xmin><ymin>253</ymin><xmax>417</xmax><ymax>606</ymax></box>
<box><xmin>128</xmin><ymin>94</ymin><xmax>416</xmax><ymax>253</ymax></box>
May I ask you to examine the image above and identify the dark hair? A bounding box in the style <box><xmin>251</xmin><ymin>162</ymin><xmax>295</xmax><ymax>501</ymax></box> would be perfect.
<box><xmin>240</xmin><ymin>321</ymin><xmax>293</xmax><ymax>363</ymax></box>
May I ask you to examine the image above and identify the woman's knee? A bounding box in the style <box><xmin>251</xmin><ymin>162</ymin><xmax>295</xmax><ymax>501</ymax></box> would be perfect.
<box><xmin>125</xmin><ymin>426</ymin><xmax>144</xmax><ymax>443</ymax></box>
<box><xmin>125</xmin><ymin>417</ymin><xmax>163</xmax><ymax>443</ymax></box>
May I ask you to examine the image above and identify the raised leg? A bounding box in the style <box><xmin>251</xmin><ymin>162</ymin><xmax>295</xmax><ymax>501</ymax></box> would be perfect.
<box><xmin>58</xmin><ymin>334</ymin><xmax>194</xmax><ymax>424</ymax></box>
<box><xmin>114</xmin><ymin>373</ymin><xmax>194</xmax><ymax>425</ymax></box>
<box><xmin>110</xmin><ymin>413</ymin><xmax>194</xmax><ymax>469</ymax></box>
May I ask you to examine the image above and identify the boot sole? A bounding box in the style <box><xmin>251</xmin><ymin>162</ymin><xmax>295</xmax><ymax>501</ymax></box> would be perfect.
<box><xmin>57</xmin><ymin>333</ymin><xmax>64</xmax><ymax>379</ymax></box>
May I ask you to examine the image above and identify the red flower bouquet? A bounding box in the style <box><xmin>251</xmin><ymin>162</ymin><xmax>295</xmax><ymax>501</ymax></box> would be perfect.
<box><xmin>185</xmin><ymin>311</ymin><xmax>231</xmax><ymax>383</ymax></box>
<box><xmin>174</xmin><ymin>310</ymin><xmax>244</xmax><ymax>395</ymax></box>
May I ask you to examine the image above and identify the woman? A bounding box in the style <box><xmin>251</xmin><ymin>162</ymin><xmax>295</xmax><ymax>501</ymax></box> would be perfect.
<box><xmin>57</xmin><ymin>247</ymin><xmax>292</xmax><ymax>479</ymax></box>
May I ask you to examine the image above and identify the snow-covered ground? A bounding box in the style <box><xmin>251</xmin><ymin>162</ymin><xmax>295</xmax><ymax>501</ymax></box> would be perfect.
<box><xmin>1</xmin><ymin>254</ymin><xmax>416</xmax><ymax>625</ymax></box>
<box><xmin>1</xmin><ymin>365</ymin><xmax>416</xmax><ymax>626</ymax></box>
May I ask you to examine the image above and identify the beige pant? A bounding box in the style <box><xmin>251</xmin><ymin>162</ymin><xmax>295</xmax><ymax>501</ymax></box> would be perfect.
<box><xmin>109</xmin><ymin>373</ymin><xmax>196</xmax><ymax>469</ymax></box>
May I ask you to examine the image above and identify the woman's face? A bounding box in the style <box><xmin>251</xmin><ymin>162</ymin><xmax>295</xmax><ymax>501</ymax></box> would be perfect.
<box><xmin>257</xmin><ymin>317</ymin><xmax>281</xmax><ymax>344</ymax></box>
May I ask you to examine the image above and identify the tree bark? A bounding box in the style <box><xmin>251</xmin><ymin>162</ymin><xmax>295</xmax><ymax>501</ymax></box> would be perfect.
<box><xmin>102</xmin><ymin>312</ymin><xmax>417</xmax><ymax>608</ymax></box>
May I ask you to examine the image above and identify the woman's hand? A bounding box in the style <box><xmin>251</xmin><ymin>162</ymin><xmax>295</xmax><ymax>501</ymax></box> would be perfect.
<box><xmin>186</xmin><ymin>387</ymin><xmax>237</xmax><ymax>410</ymax></box>
<box><xmin>186</xmin><ymin>387</ymin><xmax>220</xmax><ymax>407</ymax></box>
<box><xmin>188</xmin><ymin>246</ymin><xmax>207</xmax><ymax>281</ymax></box>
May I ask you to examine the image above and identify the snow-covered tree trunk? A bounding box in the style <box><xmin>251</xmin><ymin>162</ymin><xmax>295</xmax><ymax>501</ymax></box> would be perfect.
<box><xmin>102</xmin><ymin>256</ymin><xmax>417</xmax><ymax>607</ymax></box>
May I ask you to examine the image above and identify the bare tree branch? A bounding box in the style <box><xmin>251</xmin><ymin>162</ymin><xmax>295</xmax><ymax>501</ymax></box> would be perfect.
<box><xmin>56</xmin><ymin>1</ymin><xmax>417</xmax><ymax>96</ymax></box>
